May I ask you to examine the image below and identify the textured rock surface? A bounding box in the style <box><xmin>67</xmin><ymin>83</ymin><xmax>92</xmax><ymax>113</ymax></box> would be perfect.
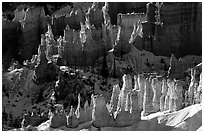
<box><xmin>173</xmin><ymin>80</ymin><xmax>185</xmax><ymax>111</ymax></box>
<box><xmin>50</xmin><ymin>104</ymin><xmax>67</xmax><ymax>128</ymax></box>
<box><xmin>52</xmin><ymin>6</ymin><xmax>85</xmax><ymax>36</ymax></box>
<box><xmin>137</xmin><ymin>74</ymin><xmax>145</xmax><ymax>110</ymax></box>
<box><xmin>118</xmin><ymin>13</ymin><xmax>146</xmax><ymax>28</ymax></box>
<box><xmin>151</xmin><ymin>78</ymin><xmax>162</xmax><ymax>112</ymax></box>
<box><xmin>13</xmin><ymin>9</ymin><xmax>26</xmax><ymax>22</ymax></box>
<box><xmin>77</xmin><ymin>100</ymin><xmax>92</xmax><ymax>124</ymax></box>
<box><xmin>2</xmin><ymin>19</ymin><xmax>22</xmax><ymax>70</ymax></box>
<box><xmin>195</xmin><ymin>72</ymin><xmax>202</xmax><ymax>104</ymax></box>
<box><xmin>143</xmin><ymin>78</ymin><xmax>154</xmax><ymax>116</ymax></box>
<box><xmin>20</xmin><ymin>6</ymin><xmax>47</xmax><ymax>60</ymax></box>
<box><xmin>3</xmin><ymin>2</ymin><xmax>202</xmax><ymax>71</ymax></box>
<box><xmin>160</xmin><ymin>3</ymin><xmax>202</xmax><ymax>57</ymax></box>
<box><xmin>67</xmin><ymin>106</ymin><xmax>79</xmax><ymax>128</ymax></box>
<box><xmin>160</xmin><ymin>79</ymin><xmax>168</xmax><ymax>112</ymax></box>
<box><xmin>34</xmin><ymin>34</ymin><xmax>58</xmax><ymax>84</ymax></box>
<box><xmin>110</xmin><ymin>84</ymin><xmax>120</xmax><ymax>113</ymax></box>
<box><xmin>2</xmin><ymin>2</ymin><xmax>202</xmax><ymax>131</ymax></box>
<box><xmin>86</xmin><ymin>2</ymin><xmax>104</xmax><ymax>29</ymax></box>
<box><xmin>92</xmin><ymin>95</ymin><xmax>116</xmax><ymax>127</ymax></box>
<box><xmin>187</xmin><ymin>68</ymin><xmax>197</xmax><ymax>105</ymax></box>
<box><xmin>117</xmin><ymin>74</ymin><xmax>132</xmax><ymax>111</ymax></box>
<box><xmin>75</xmin><ymin>94</ymin><xmax>92</xmax><ymax>124</ymax></box>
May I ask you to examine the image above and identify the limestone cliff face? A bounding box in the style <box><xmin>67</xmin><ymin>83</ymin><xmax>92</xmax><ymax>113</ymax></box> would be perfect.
<box><xmin>118</xmin><ymin>13</ymin><xmax>146</xmax><ymax>29</ymax></box>
<box><xmin>120</xmin><ymin>2</ymin><xmax>202</xmax><ymax>58</ymax></box>
<box><xmin>2</xmin><ymin>19</ymin><xmax>22</xmax><ymax>70</ymax></box>
<box><xmin>86</xmin><ymin>3</ymin><xmax>104</xmax><ymax>30</ymax></box>
<box><xmin>2</xmin><ymin>2</ymin><xmax>202</xmax><ymax>130</ymax></box>
<box><xmin>20</xmin><ymin>6</ymin><xmax>47</xmax><ymax>60</ymax></box>
<box><xmin>3</xmin><ymin>2</ymin><xmax>201</xmax><ymax>71</ymax></box>
<box><xmin>50</xmin><ymin>3</ymin><xmax>113</xmax><ymax>67</ymax></box>
<box><xmin>52</xmin><ymin>7</ymin><xmax>85</xmax><ymax>36</ymax></box>
<box><xmin>157</xmin><ymin>3</ymin><xmax>201</xmax><ymax>57</ymax></box>
<box><xmin>3</xmin><ymin>6</ymin><xmax>47</xmax><ymax>71</ymax></box>
<box><xmin>61</xmin><ymin>27</ymin><xmax>105</xmax><ymax>66</ymax></box>
<box><xmin>108</xmin><ymin>2</ymin><xmax>147</xmax><ymax>25</ymax></box>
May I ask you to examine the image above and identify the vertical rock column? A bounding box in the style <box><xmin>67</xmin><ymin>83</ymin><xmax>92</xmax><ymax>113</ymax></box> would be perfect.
<box><xmin>137</xmin><ymin>74</ymin><xmax>145</xmax><ymax>111</ymax></box>
<box><xmin>116</xmin><ymin>74</ymin><xmax>132</xmax><ymax>111</ymax></box>
<box><xmin>34</xmin><ymin>35</ymin><xmax>49</xmax><ymax>84</ymax></box>
<box><xmin>67</xmin><ymin>106</ymin><xmax>79</xmax><ymax>128</ymax></box>
<box><xmin>167</xmin><ymin>54</ymin><xmax>177</xmax><ymax>78</ymax></box>
<box><xmin>76</xmin><ymin>94</ymin><xmax>92</xmax><ymax>124</ymax></box>
<box><xmin>134</xmin><ymin>75</ymin><xmax>139</xmax><ymax>90</ymax></box>
<box><xmin>196</xmin><ymin>72</ymin><xmax>202</xmax><ymax>104</ymax></box>
<box><xmin>160</xmin><ymin>79</ymin><xmax>168</xmax><ymax>112</ymax></box>
<box><xmin>125</xmin><ymin>93</ymin><xmax>132</xmax><ymax>112</ymax></box>
<box><xmin>92</xmin><ymin>95</ymin><xmax>115</xmax><ymax>127</ymax></box>
<box><xmin>130</xmin><ymin>88</ymin><xmax>141</xmax><ymax>114</ymax></box>
<box><xmin>131</xmin><ymin>75</ymin><xmax>142</xmax><ymax>112</ymax></box>
<box><xmin>164</xmin><ymin>79</ymin><xmax>171</xmax><ymax>111</ymax></box>
<box><xmin>151</xmin><ymin>78</ymin><xmax>162</xmax><ymax>112</ymax></box>
<box><xmin>84</xmin><ymin>100</ymin><xmax>93</xmax><ymax>121</ymax></box>
<box><xmin>174</xmin><ymin>80</ymin><xmax>184</xmax><ymax>111</ymax></box>
<box><xmin>115</xmin><ymin>74</ymin><xmax>137</xmax><ymax>127</ymax></box>
<box><xmin>75</xmin><ymin>94</ymin><xmax>81</xmax><ymax>120</ymax></box>
<box><xmin>143</xmin><ymin>78</ymin><xmax>154</xmax><ymax>116</ymax></box>
<box><xmin>188</xmin><ymin>68</ymin><xmax>196</xmax><ymax>105</ymax></box>
<box><xmin>167</xmin><ymin>79</ymin><xmax>176</xmax><ymax>112</ymax></box>
<box><xmin>45</xmin><ymin>24</ymin><xmax>55</xmax><ymax>62</ymax></box>
<box><xmin>110</xmin><ymin>84</ymin><xmax>120</xmax><ymax>113</ymax></box>
<box><xmin>50</xmin><ymin>104</ymin><xmax>67</xmax><ymax>128</ymax></box>
<box><xmin>57</xmin><ymin>36</ymin><xmax>64</xmax><ymax>58</ymax></box>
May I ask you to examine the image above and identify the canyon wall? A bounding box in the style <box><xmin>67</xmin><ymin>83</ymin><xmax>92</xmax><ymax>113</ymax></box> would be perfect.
<box><xmin>2</xmin><ymin>2</ymin><xmax>202</xmax><ymax>69</ymax></box>
<box><xmin>118</xmin><ymin>2</ymin><xmax>202</xmax><ymax>58</ymax></box>
<box><xmin>2</xmin><ymin>6</ymin><xmax>47</xmax><ymax>70</ymax></box>
<box><xmin>2</xmin><ymin>19</ymin><xmax>22</xmax><ymax>70</ymax></box>
<box><xmin>142</xmin><ymin>2</ymin><xmax>202</xmax><ymax>57</ymax></box>
<box><xmin>108</xmin><ymin>2</ymin><xmax>147</xmax><ymax>25</ymax></box>
<box><xmin>20</xmin><ymin>6</ymin><xmax>47</xmax><ymax>60</ymax></box>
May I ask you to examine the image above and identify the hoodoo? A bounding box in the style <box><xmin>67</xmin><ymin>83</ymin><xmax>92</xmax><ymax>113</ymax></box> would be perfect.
<box><xmin>2</xmin><ymin>2</ymin><xmax>202</xmax><ymax>131</ymax></box>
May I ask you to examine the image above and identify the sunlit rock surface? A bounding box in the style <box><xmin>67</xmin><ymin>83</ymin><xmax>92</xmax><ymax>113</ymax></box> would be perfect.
<box><xmin>2</xmin><ymin>2</ymin><xmax>202</xmax><ymax>131</ymax></box>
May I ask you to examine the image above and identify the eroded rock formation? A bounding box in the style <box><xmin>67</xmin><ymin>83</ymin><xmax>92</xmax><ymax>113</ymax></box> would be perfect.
<box><xmin>92</xmin><ymin>95</ymin><xmax>115</xmax><ymax>127</ymax></box>
<box><xmin>151</xmin><ymin>78</ymin><xmax>162</xmax><ymax>112</ymax></box>
<box><xmin>2</xmin><ymin>2</ymin><xmax>202</xmax><ymax>131</ymax></box>
<box><xmin>143</xmin><ymin>78</ymin><xmax>154</xmax><ymax>116</ymax></box>
<box><xmin>160</xmin><ymin>79</ymin><xmax>168</xmax><ymax>112</ymax></box>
